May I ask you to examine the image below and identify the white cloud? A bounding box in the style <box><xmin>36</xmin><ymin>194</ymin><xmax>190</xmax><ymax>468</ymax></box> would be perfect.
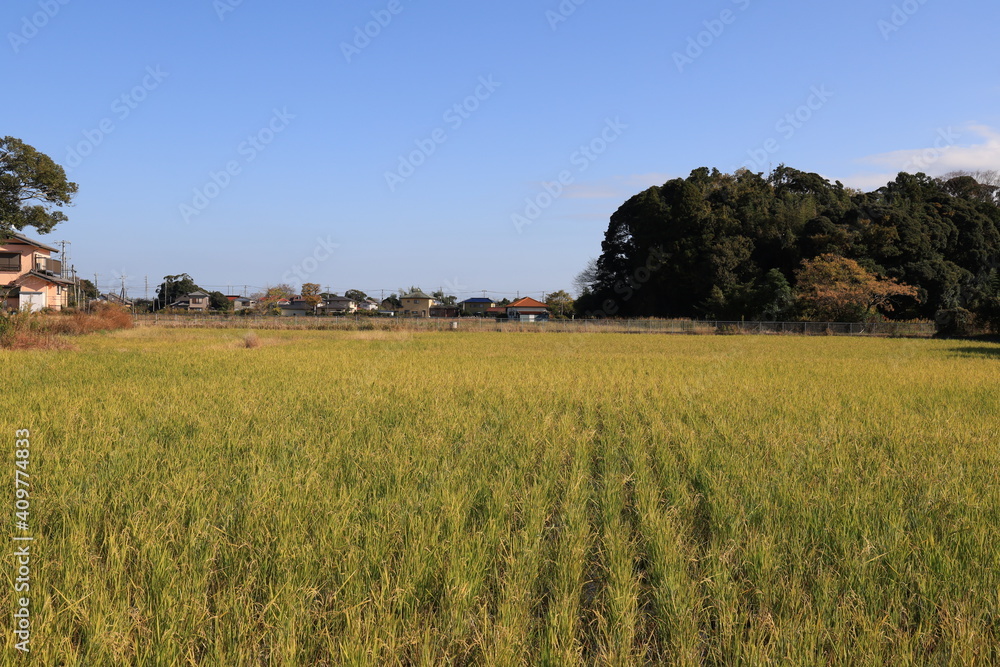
<box><xmin>841</xmin><ymin>124</ymin><xmax>1000</xmax><ymax>190</ymax></box>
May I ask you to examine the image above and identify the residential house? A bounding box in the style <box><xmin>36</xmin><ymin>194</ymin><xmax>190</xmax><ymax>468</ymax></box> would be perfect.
<box><xmin>357</xmin><ymin>298</ymin><xmax>379</xmax><ymax>312</ymax></box>
<box><xmin>460</xmin><ymin>297</ymin><xmax>495</xmax><ymax>316</ymax></box>
<box><xmin>400</xmin><ymin>290</ymin><xmax>434</xmax><ymax>317</ymax></box>
<box><xmin>318</xmin><ymin>295</ymin><xmax>358</xmax><ymax>314</ymax></box>
<box><xmin>506</xmin><ymin>297</ymin><xmax>549</xmax><ymax>322</ymax></box>
<box><xmin>279</xmin><ymin>296</ymin><xmax>317</xmax><ymax>316</ymax></box>
<box><xmin>0</xmin><ymin>232</ymin><xmax>73</xmax><ymax>312</ymax></box>
<box><xmin>170</xmin><ymin>290</ymin><xmax>210</xmax><ymax>311</ymax></box>
<box><xmin>226</xmin><ymin>295</ymin><xmax>256</xmax><ymax>311</ymax></box>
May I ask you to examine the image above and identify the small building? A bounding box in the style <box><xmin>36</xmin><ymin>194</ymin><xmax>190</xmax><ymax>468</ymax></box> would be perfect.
<box><xmin>430</xmin><ymin>304</ymin><xmax>460</xmax><ymax>318</ymax></box>
<box><xmin>485</xmin><ymin>305</ymin><xmax>507</xmax><ymax>319</ymax></box>
<box><xmin>460</xmin><ymin>297</ymin><xmax>495</xmax><ymax>316</ymax></box>
<box><xmin>0</xmin><ymin>232</ymin><xmax>74</xmax><ymax>311</ymax></box>
<box><xmin>400</xmin><ymin>290</ymin><xmax>433</xmax><ymax>317</ymax></box>
<box><xmin>357</xmin><ymin>298</ymin><xmax>379</xmax><ymax>312</ymax></box>
<box><xmin>507</xmin><ymin>297</ymin><xmax>549</xmax><ymax>322</ymax></box>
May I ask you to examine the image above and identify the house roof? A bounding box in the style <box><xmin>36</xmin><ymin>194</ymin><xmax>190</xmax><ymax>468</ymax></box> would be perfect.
<box><xmin>461</xmin><ymin>297</ymin><xmax>494</xmax><ymax>304</ymax></box>
<box><xmin>0</xmin><ymin>232</ymin><xmax>59</xmax><ymax>253</ymax></box>
<box><xmin>187</xmin><ymin>290</ymin><xmax>209</xmax><ymax>297</ymax></box>
<box><xmin>27</xmin><ymin>270</ymin><xmax>74</xmax><ymax>286</ymax></box>
<box><xmin>402</xmin><ymin>290</ymin><xmax>433</xmax><ymax>300</ymax></box>
<box><xmin>507</xmin><ymin>297</ymin><xmax>548</xmax><ymax>309</ymax></box>
<box><xmin>6</xmin><ymin>271</ymin><xmax>74</xmax><ymax>287</ymax></box>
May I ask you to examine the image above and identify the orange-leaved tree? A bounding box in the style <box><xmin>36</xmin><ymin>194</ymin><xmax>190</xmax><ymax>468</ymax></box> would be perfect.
<box><xmin>794</xmin><ymin>254</ymin><xmax>918</xmax><ymax>321</ymax></box>
<box><xmin>300</xmin><ymin>283</ymin><xmax>323</xmax><ymax>310</ymax></box>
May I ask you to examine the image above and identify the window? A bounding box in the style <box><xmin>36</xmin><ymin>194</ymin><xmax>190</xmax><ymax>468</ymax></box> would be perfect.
<box><xmin>0</xmin><ymin>253</ymin><xmax>20</xmax><ymax>272</ymax></box>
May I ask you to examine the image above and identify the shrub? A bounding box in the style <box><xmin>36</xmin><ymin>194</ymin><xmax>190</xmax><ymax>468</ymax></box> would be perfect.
<box><xmin>242</xmin><ymin>332</ymin><xmax>261</xmax><ymax>348</ymax></box>
<box><xmin>0</xmin><ymin>303</ymin><xmax>132</xmax><ymax>349</ymax></box>
<box><xmin>935</xmin><ymin>308</ymin><xmax>979</xmax><ymax>337</ymax></box>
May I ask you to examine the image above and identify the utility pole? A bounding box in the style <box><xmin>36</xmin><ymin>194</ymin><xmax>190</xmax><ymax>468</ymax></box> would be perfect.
<box><xmin>58</xmin><ymin>241</ymin><xmax>70</xmax><ymax>279</ymax></box>
<box><xmin>144</xmin><ymin>276</ymin><xmax>149</xmax><ymax>302</ymax></box>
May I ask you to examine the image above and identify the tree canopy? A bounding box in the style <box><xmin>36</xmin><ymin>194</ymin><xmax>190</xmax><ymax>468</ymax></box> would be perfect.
<box><xmin>0</xmin><ymin>136</ymin><xmax>78</xmax><ymax>236</ymax></box>
<box><xmin>576</xmin><ymin>166</ymin><xmax>1000</xmax><ymax>325</ymax></box>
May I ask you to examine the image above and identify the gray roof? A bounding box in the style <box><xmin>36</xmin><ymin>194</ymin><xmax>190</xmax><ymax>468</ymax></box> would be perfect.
<box><xmin>402</xmin><ymin>290</ymin><xmax>433</xmax><ymax>300</ymax></box>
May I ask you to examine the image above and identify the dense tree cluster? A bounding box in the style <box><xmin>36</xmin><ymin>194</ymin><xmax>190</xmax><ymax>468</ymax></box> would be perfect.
<box><xmin>576</xmin><ymin>166</ymin><xmax>1000</xmax><ymax>328</ymax></box>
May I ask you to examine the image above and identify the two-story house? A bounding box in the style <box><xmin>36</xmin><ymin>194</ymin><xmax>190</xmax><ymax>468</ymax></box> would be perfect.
<box><xmin>400</xmin><ymin>290</ymin><xmax>434</xmax><ymax>317</ymax></box>
<box><xmin>0</xmin><ymin>232</ymin><xmax>74</xmax><ymax>312</ymax></box>
<box><xmin>170</xmin><ymin>291</ymin><xmax>210</xmax><ymax>311</ymax></box>
<box><xmin>460</xmin><ymin>297</ymin><xmax>495</xmax><ymax>316</ymax></box>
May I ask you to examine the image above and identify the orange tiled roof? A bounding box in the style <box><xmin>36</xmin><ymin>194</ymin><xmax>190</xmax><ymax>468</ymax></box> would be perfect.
<box><xmin>507</xmin><ymin>297</ymin><xmax>548</xmax><ymax>309</ymax></box>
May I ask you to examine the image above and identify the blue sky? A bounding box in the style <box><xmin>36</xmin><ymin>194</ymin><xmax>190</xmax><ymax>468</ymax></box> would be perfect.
<box><xmin>3</xmin><ymin>0</ymin><xmax>998</xmax><ymax>301</ymax></box>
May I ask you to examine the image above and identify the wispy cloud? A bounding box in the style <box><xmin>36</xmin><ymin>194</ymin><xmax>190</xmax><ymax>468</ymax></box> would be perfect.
<box><xmin>841</xmin><ymin>124</ymin><xmax>1000</xmax><ymax>190</ymax></box>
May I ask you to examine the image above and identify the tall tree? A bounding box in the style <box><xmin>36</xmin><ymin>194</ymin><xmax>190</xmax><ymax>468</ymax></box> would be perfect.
<box><xmin>431</xmin><ymin>289</ymin><xmax>457</xmax><ymax>305</ymax></box>
<box><xmin>155</xmin><ymin>273</ymin><xmax>200</xmax><ymax>310</ymax></box>
<box><xmin>209</xmin><ymin>291</ymin><xmax>232</xmax><ymax>311</ymax></box>
<box><xmin>344</xmin><ymin>289</ymin><xmax>368</xmax><ymax>302</ymax></box>
<box><xmin>251</xmin><ymin>284</ymin><xmax>295</xmax><ymax>314</ymax></box>
<box><xmin>545</xmin><ymin>290</ymin><xmax>574</xmax><ymax>318</ymax></box>
<box><xmin>301</xmin><ymin>283</ymin><xmax>322</xmax><ymax>309</ymax></box>
<box><xmin>0</xmin><ymin>137</ymin><xmax>78</xmax><ymax>236</ymax></box>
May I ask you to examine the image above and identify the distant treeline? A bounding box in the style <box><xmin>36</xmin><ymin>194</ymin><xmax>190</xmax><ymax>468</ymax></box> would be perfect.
<box><xmin>575</xmin><ymin>166</ymin><xmax>1000</xmax><ymax>329</ymax></box>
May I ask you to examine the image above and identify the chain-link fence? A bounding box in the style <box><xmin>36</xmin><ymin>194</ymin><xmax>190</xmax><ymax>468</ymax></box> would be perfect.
<box><xmin>131</xmin><ymin>313</ymin><xmax>937</xmax><ymax>337</ymax></box>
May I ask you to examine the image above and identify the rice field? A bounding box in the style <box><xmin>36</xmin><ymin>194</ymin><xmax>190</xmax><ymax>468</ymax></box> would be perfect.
<box><xmin>3</xmin><ymin>328</ymin><xmax>999</xmax><ymax>665</ymax></box>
